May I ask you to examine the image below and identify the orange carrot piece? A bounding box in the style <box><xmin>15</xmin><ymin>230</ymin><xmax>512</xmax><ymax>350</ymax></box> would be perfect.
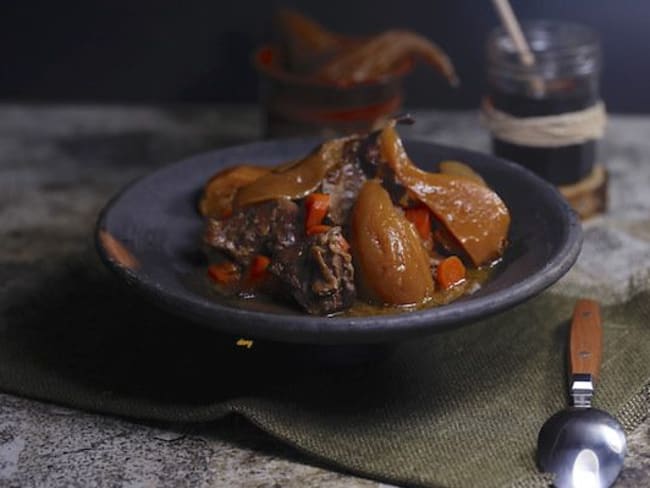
<box><xmin>404</xmin><ymin>205</ymin><xmax>432</xmax><ymax>242</ymax></box>
<box><xmin>436</xmin><ymin>256</ymin><xmax>466</xmax><ymax>289</ymax></box>
<box><xmin>305</xmin><ymin>193</ymin><xmax>330</xmax><ymax>230</ymax></box>
<box><xmin>208</xmin><ymin>262</ymin><xmax>239</xmax><ymax>284</ymax></box>
<box><xmin>249</xmin><ymin>255</ymin><xmax>271</xmax><ymax>280</ymax></box>
<box><xmin>306</xmin><ymin>224</ymin><xmax>332</xmax><ymax>236</ymax></box>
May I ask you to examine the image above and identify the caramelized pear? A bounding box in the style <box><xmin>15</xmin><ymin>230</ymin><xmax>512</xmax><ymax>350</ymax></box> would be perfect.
<box><xmin>351</xmin><ymin>179</ymin><xmax>434</xmax><ymax>306</ymax></box>
<box><xmin>234</xmin><ymin>137</ymin><xmax>350</xmax><ymax>208</ymax></box>
<box><xmin>199</xmin><ymin>165</ymin><xmax>269</xmax><ymax>218</ymax></box>
<box><xmin>317</xmin><ymin>30</ymin><xmax>458</xmax><ymax>86</ymax></box>
<box><xmin>379</xmin><ymin>124</ymin><xmax>510</xmax><ymax>266</ymax></box>
<box><xmin>438</xmin><ymin>160</ymin><xmax>487</xmax><ymax>186</ymax></box>
<box><xmin>274</xmin><ymin>10</ymin><xmax>458</xmax><ymax>86</ymax></box>
<box><xmin>275</xmin><ymin>8</ymin><xmax>347</xmax><ymax>73</ymax></box>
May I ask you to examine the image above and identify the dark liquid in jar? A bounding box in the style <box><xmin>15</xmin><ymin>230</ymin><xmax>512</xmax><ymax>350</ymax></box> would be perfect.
<box><xmin>490</xmin><ymin>79</ymin><xmax>597</xmax><ymax>185</ymax></box>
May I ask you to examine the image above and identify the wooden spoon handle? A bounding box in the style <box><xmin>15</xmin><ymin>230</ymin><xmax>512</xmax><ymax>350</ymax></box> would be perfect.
<box><xmin>569</xmin><ymin>299</ymin><xmax>603</xmax><ymax>383</ymax></box>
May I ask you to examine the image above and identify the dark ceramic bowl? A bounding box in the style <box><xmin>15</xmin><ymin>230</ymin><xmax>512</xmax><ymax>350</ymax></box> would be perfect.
<box><xmin>95</xmin><ymin>138</ymin><xmax>582</xmax><ymax>346</ymax></box>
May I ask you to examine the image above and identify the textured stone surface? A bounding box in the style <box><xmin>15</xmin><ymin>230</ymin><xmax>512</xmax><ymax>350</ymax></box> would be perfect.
<box><xmin>1</xmin><ymin>104</ymin><xmax>649</xmax><ymax>487</ymax></box>
<box><xmin>0</xmin><ymin>394</ymin><xmax>387</xmax><ymax>488</ymax></box>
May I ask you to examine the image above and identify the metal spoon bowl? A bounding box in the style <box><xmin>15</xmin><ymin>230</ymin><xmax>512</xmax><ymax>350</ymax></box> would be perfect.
<box><xmin>538</xmin><ymin>407</ymin><xmax>626</xmax><ymax>488</ymax></box>
<box><xmin>536</xmin><ymin>299</ymin><xmax>627</xmax><ymax>488</ymax></box>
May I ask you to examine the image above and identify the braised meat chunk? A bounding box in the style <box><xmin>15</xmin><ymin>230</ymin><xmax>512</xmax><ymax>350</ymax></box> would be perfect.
<box><xmin>270</xmin><ymin>227</ymin><xmax>355</xmax><ymax>315</ymax></box>
<box><xmin>320</xmin><ymin>138</ymin><xmax>367</xmax><ymax>226</ymax></box>
<box><xmin>204</xmin><ymin>198</ymin><xmax>299</xmax><ymax>263</ymax></box>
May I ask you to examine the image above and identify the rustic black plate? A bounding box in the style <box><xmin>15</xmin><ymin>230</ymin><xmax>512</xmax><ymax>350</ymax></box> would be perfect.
<box><xmin>96</xmin><ymin>138</ymin><xmax>582</xmax><ymax>345</ymax></box>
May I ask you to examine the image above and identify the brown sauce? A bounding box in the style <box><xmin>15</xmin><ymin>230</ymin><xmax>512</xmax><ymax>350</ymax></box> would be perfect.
<box><xmin>343</xmin><ymin>265</ymin><xmax>492</xmax><ymax>317</ymax></box>
<box><xmin>204</xmin><ymin>264</ymin><xmax>493</xmax><ymax>318</ymax></box>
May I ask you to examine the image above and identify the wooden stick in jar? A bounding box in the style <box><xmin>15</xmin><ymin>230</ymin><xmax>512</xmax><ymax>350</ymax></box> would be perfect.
<box><xmin>491</xmin><ymin>0</ymin><xmax>545</xmax><ymax>95</ymax></box>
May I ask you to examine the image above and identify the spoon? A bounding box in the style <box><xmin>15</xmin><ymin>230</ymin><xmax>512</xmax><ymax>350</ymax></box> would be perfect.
<box><xmin>537</xmin><ymin>299</ymin><xmax>627</xmax><ymax>488</ymax></box>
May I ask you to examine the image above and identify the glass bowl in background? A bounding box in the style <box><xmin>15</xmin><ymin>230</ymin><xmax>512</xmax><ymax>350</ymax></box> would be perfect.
<box><xmin>253</xmin><ymin>45</ymin><xmax>413</xmax><ymax>138</ymax></box>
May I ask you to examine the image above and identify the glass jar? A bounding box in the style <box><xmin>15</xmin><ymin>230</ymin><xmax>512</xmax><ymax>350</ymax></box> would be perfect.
<box><xmin>253</xmin><ymin>45</ymin><xmax>410</xmax><ymax>138</ymax></box>
<box><xmin>485</xmin><ymin>21</ymin><xmax>602</xmax><ymax>185</ymax></box>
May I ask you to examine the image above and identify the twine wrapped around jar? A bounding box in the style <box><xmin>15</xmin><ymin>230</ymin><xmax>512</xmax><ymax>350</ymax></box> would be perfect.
<box><xmin>480</xmin><ymin>98</ymin><xmax>607</xmax><ymax>148</ymax></box>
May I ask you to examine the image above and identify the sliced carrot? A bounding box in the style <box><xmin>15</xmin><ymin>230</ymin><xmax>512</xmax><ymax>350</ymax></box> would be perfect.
<box><xmin>305</xmin><ymin>193</ymin><xmax>330</xmax><ymax>230</ymax></box>
<box><xmin>306</xmin><ymin>224</ymin><xmax>332</xmax><ymax>236</ymax></box>
<box><xmin>436</xmin><ymin>256</ymin><xmax>467</xmax><ymax>289</ymax></box>
<box><xmin>249</xmin><ymin>255</ymin><xmax>271</xmax><ymax>280</ymax></box>
<box><xmin>404</xmin><ymin>205</ymin><xmax>432</xmax><ymax>242</ymax></box>
<box><xmin>207</xmin><ymin>262</ymin><xmax>240</xmax><ymax>285</ymax></box>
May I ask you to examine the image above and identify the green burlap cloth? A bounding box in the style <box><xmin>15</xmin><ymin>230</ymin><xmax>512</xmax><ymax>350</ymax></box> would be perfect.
<box><xmin>1</xmin><ymin>247</ymin><xmax>649</xmax><ymax>488</ymax></box>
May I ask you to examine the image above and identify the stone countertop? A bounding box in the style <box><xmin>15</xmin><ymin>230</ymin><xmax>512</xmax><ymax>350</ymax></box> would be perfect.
<box><xmin>1</xmin><ymin>104</ymin><xmax>650</xmax><ymax>487</ymax></box>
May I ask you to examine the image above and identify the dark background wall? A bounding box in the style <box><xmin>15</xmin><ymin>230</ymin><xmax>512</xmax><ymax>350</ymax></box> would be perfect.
<box><xmin>1</xmin><ymin>0</ymin><xmax>648</xmax><ymax>112</ymax></box>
